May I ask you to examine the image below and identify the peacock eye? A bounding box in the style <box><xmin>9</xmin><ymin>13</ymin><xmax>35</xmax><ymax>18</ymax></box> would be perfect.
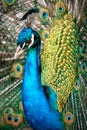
<box><xmin>74</xmin><ymin>79</ymin><xmax>80</xmax><ymax>91</ymax></box>
<box><xmin>79</xmin><ymin>42</ymin><xmax>84</xmax><ymax>48</ymax></box>
<box><xmin>8</xmin><ymin>0</ymin><xmax>12</xmax><ymax>2</ymax></box>
<box><xmin>64</xmin><ymin>112</ymin><xmax>74</xmax><ymax>125</ymax></box>
<box><xmin>75</xmin><ymin>81</ymin><xmax>78</xmax><ymax>86</ymax></box>
<box><xmin>6</xmin><ymin>109</ymin><xmax>10</xmax><ymax>113</ymax></box>
<box><xmin>42</xmin><ymin>12</ymin><xmax>48</xmax><ymax>19</ymax></box>
<box><xmin>4</xmin><ymin>113</ymin><xmax>13</xmax><ymax>125</ymax></box>
<box><xmin>45</xmin><ymin>33</ymin><xmax>48</xmax><ymax>38</ymax></box>
<box><xmin>55</xmin><ymin>2</ymin><xmax>67</xmax><ymax>16</ymax></box>
<box><xmin>82</xmin><ymin>63</ymin><xmax>86</xmax><ymax>71</ymax></box>
<box><xmin>4</xmin><ymin>0</ymin><xmax>16</xmax><ymax>6</ymax></box>
<box><xmin>8</xmin><ymin>115</ymin><xmax>12</xmax><ymax>121</ymax></box>
<box><xmin>39</xmin><ymin>8</ymin><xmax>49</xmax><ymax>21</ymax></box>
<box><xmin>26</xmin><ymin>40</ymin><xmax>31</xmax><ymax>44</ymax></box>
<box><xmin>12</xmin><ymin>114</ymin><xmax>23</xmax><ymax>126</ymax></box>
<box><xmin>3</xmin><ymin>108</ymin><xmax>13</xmax><ymax>115</ymax></box>
<box><xmin>11</xmin><ymin>63</ymin><xmax>23</xmax><ymax>78</ymax></box>
<box><xmin>80</xmin><ymin>43</ymin><xmax>83</xmax><ymax>48</ymax></box>
<box><xmin>42</xmin><ymin>30</ymin><xmax>49</xmax><ymax>40</ymax></box>
<box><xmin>24</xmin><ymin>40</ymin><xmax>31</xmax><ymax>48</ymax></box>
<box><xmin>67</xmin><ymin>115</ymin><xmax>72</xmax><ymax>120</ymax></box>
<box><xmin>14</xmin><ymin>117</ymin><xmax>19</xmax><ymax>122</ymax></box>
<box><xmin>58</xmin><ymin>7</ymin><xmax>63</xmax><ymax>13</ymax></box>
<box><xmin>16</xmin><ymin>66</ymin><xmax>21</xmax><ymax>72</ymax></box>
<box><xmin>19</xmin><ymin>44</ymin><xmax>23</xmax><ymax>48</ymax></box>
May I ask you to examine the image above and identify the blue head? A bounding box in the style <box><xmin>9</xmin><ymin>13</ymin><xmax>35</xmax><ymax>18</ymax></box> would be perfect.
<box><xmin>17</xmin><ymin>27</ymin><xmax>32</xmax><ymax>47</ymax></box>
<box><xmin>14</xmin><ymin>27</ymin><xmax>37</xmax><ymax>58</ymax></box>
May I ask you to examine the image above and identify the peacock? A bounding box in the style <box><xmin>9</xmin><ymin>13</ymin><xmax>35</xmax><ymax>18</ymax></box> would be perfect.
<box><xmin>0</xmin><ymin>0</ymin><xmax>87</xmax><ymax>130</ymax></box>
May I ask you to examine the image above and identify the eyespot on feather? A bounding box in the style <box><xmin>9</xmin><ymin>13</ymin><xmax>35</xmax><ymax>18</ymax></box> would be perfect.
<box><xmin>12</xmin><ymin>114</ymin><xmax>23</xmax><ymax>127</ymax></box>
<box><xmin>55</xmin><ymin>2</ymin><xmax>67</xmax><ymax>16</ymax></box>
<box><xmin>4</xmin><ymin>113</ymin><xmax>13</xmax><ymax>125</ymax></box>
<box><xmin>39</xmin><ymin>8</ymin><xmax>49</xmax><ymax>22</ymax></box>
<box><xmin>79</xmin><ymin>42</ymin><xmax>84</xmax><ymax>49</ymax></box>
<box><xmin>79</xmin><ymin>42</ymin><xmax>85</xmax><ymax>56</ymax></box>
<box><xmin>4</xmin><ymin>0</ymin><xmax>16</xmax><ymax>6</ymax></box>
<box><xmin>78</xmin><ymin>61</ymin><xmax>87</xmax><ymax>79</ymax></box>
<box><xmin>81</xmin><ymin>63</ymin><xmax>87</xmax><ymax>71</ymax></box>
<box><xmin>10</xmin><ymin>63</ymin><xmax>23</xmax><ymax>78</ymax></box>
<box><xmin>64</xmin><ymin>112</ymin><xmax>74</xmax><ymax>125</ymax></box>
<box><xmin>74</xmin><ymin>79</ymin><xmax>80</xmax><ymax>91</ymax></box>
<box><xmin>3</xmin><ymin>107</ymin><xmax>13</xmax><ymax>115</ymax></box>
<box><xmin>42</xmin><ymin>30</ymin><xmax>49</xmax><ymax>40</ymax></box>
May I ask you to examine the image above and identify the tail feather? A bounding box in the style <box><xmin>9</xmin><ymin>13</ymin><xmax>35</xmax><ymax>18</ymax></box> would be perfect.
<box><xmin>63</xmin><ymin>84</ymin><xmax>86</xmax><ymax>130</ymax></box>
<box><xmin>0</xmin><ymin>0</ymin><xmax>87</xmax><ymax>129</ymax></box>
<box><xmin>20</xmin><ymin>8</ymin><xmax>39</xmax><ymax>20</ymax></box>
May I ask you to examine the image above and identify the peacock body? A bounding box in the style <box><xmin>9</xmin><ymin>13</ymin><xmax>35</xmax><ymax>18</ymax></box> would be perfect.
<box><xmin>16</xmin><ymin>27</ymin><xmax>63</xmax><ymax>130</ymax></box>
<box><xmin>0</xmin><ymin>0</ymin><xmax>87</xmax><ymax>130</ymax></box>
<box><xmin>41</xmin><ymin>18</ymin><xmax>79</xmax><ymax>112</ymax></box>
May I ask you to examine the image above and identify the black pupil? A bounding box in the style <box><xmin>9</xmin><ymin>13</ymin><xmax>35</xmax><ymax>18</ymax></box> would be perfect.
<box><xmin>59</xmin><ymin>7</ymin><xmax>62</xmax><ymax>10</ymax></box>
<box><xmin>76</xmin><ymin>82</ymin><xmax>78</xmax><ymax>86</ymax></box>
<box><xmin>82</xmin><ymin>64</ymin><xmax>85</xmax><ymax>70</ymax></box>
<box><xmin>68</xmin><ymin>116</ymin><xmax>71</xmax><ymax>120</ymax></box>
<box><xmin>17</xmin><ymin>68</ymin><xmax>19</xmax><ymax>71</ymax></box>
<box><xmin>43</xmin><ymin>12</ymin><xmax>46</xmax><ymax>17</ymax></box>
<box><xmin>6</xmin><ymin>109</ymin><xmax>10</xmax><ymax>113</ymax></box>
<box><xmin>14</xmin><ymin>117</ymin><xmax>18</xmax><ymax>122</ymax></box>
<box><xmin>20</xmin><ymin>45</ymin><xmax>23</xmax><ymax>48</ymax></box>
<box><xmin>8</xmin><ymin>115</ymin><xmax>12</xmax><ymax>121</ymax></box>
<box><xmin>25</xmin><ymin>40</ymin><xmax>31</xmax><ymax>45</ymax></box>
<box><xmin>80</xmin><ymin>44</ymin><xmax>83</xmax><ymax>48</ymax></box>
<box><xmin>17</xmin><ymin>67</ymin><xmax>20</xmax><ymax>72</ymax></box>
<box><xmin>75</xmin><ymin>82</ymin><xmax>78</xmax><ymax>86</ymax></box>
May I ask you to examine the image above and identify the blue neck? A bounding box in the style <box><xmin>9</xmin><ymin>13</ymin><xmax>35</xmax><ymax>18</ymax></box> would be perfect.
<box><xmin>22</xmin><ymin>43</ymin><xmax>63</xmax><ymax>130</ymax></box>
<box><xmin>22</xmin><ymin>45</ymin><xmax>43</xmax><ymax>95</ymax></box>
<box><xmin>25</xmin><ymin>46</ymin><xmax>41</xmax><ymax>87</ymax></box>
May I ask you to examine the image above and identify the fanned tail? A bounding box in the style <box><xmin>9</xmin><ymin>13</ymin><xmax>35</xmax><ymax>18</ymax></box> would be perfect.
<box><xmin>0</xmin><ymin>0</ymin><xmax>87</xmax><ymax>129</ymax></box>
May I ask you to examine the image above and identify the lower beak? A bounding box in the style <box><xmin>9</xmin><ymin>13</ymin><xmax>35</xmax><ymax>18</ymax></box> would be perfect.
<box><xmin>14</xmin><ymin>45</ymin><xmax>24</xmax><ymax>59</ymax></box>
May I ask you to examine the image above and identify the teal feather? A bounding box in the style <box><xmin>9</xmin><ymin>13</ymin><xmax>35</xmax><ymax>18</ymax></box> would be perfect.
<box><xmin>0</xmin><ymin>0</ymin><xmax>87</xmax><ymax>130</ymax></box>
<box><xmin>18</xmin><ymin>27</ymin><xmax>64</xmax><ymax>130</ymax></box>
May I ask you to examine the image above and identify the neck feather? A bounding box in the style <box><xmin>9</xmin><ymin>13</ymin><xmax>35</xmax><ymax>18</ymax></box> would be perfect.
<box><xmin>23</xmin><ymin>45</ymin><xmax>42</xmax><ymax>90</ymax></box>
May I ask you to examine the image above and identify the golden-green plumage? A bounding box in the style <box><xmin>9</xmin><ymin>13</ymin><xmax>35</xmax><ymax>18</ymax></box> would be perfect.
<box><xmin>0</xmin><ymin>0</ymin><xmax>87</xmax><ymax>129</ymax></box>
<box><xmin>41</xmin><ymin>18</ymin><xmax>79</xmax><ymax>112</ymax></box>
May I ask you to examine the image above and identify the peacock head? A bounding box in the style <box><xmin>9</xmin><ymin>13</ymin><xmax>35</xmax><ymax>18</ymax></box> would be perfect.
<box><xmin>14</xmin><ymin>27</ymin><xmax>34</xmax><ymax>59</ymax></box>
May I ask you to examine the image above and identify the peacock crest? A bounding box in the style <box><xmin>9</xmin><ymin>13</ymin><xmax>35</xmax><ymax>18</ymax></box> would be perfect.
<box><xmin>0</xmin><ymin>0</ymin><xmax>87</xmax><ymax>130</ymax></box>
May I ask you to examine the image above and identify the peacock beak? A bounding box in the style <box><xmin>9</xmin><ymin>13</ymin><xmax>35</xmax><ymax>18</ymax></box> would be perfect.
<box><xmin>14</xmin><ymin>34</ymin><xmax>34</xmax><ymax>59</ymax></box>
<box><xmin>14</xmin><ymin>45</ymin><xmax>24</xmax><ymax>59</ymax></box>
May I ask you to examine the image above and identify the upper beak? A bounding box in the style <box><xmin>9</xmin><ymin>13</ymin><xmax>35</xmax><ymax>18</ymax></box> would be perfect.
<box><xmin>14</xmin><ymin>45</ymin><xmax>24</xmax><ymax>59</ymax></box>
<box><xmin>14</xmin><ymin>34</ymin><xmax>34</xmax><ymax>59</ymax></box>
